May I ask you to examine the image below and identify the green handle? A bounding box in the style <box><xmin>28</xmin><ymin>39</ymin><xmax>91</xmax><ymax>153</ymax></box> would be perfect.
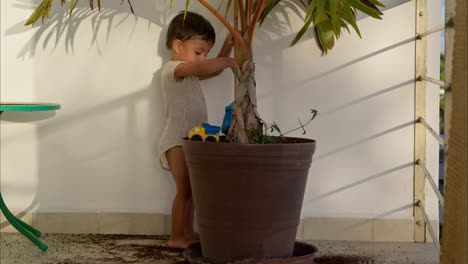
<box><xmin>0</xmin><ymin>193</ymin><xmax>48</xmax><ymax>251</ymax></box>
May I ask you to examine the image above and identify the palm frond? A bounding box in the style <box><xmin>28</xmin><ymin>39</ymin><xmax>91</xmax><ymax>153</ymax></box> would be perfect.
<box><xmin>290</xmin><ymin>0</ymin><xmax>384</xmax><ymax>54</ymax></box>
<box><xmin>25</xmin><ymin>0</ymin><xmax>50</xmax><ymax>25</ymax></box>
<box><xmin>24</xmin><ymin>0</ymin><xmax>384</xmax><ymax>56</ymax></box>
<box><xmin>69</xmin><ymin>0</ymin><xmax>78</xmax><ymax>16</ymax></box>
<box><xmin>259</xmin><ymin>0</ymin><xmax>280</xmax><ymax>25</ymax></box>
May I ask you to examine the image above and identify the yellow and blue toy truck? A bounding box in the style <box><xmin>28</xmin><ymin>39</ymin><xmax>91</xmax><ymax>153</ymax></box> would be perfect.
<box><xmin>188</xmin><ymin>123</ymin><xmax>220</xmax><ymax>142</ymax></box>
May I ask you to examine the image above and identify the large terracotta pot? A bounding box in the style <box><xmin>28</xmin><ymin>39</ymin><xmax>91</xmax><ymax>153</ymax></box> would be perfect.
<box><xmin>182</xmin><ymin>137</ymin><xmax>316</xmax><ymax>263</ymax></box>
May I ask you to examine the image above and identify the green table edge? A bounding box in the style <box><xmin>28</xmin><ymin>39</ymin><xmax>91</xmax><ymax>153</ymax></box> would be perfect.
<box><xmin>0</xmin><ymin>103</ymin><xmax>61</xmax><ymax>112</ymax></box>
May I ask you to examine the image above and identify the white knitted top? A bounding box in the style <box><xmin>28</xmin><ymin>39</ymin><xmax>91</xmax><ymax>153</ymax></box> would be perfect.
<box><xmin>159</xmin><ymin>60</ymin><xmax>208</xmax><ymax>170</ymax></box>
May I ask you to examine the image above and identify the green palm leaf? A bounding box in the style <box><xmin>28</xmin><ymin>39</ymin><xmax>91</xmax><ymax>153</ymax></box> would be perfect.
<box><xmin>316</xmin><ymin>21</ymin><xmax>335</xmax><ymax>54</ymax></box>
<box><xmin>329</xmin><ymin>1</ymin><xmax>342</xmax><ymax>36</ymax></box>
<box><xmin>69</xmin><ymin>0</ymin><xmax>78</xmax><ymax>16</ymax></box>
<box><xmin>348</xmin><ymin>0</ymin><xmax>382</xmax><ymax>19</ymax></box>
<box><xmin>290</xmin><ymin>15</ymin><xmax>313</xmax><ymax>46</ymax></box>
<box><xmin>25</xmin><ymin>0</ymin><xmax>384</xmax><ymax>56</ymax></box>
<box><xmin>224</xmin><ymin>0</ymin><xmax>233</xmax><ymax>18</ymax></box>
<box><xmin>342</xmin><ymin>0</ymin><xmax>361</xmax><ymax>37</ymax></box>
<box><xmin>367</xmin><ymin>0</ymin><xmax>385</xmax><ymax>7</ymax></box>
<box><xmin>259</xmin><ymin>0</ymin><xmax>281</xmax><ymax>25</ymax></box>
<box><xmin>304</xmin><ymin>0</ymin><xmax>319</xmax><ymax>22</ymax></box>
<box><xmin>25</xmin><ymin>0</ymin><xmax>52</xmax><ymax>25</ymax></box>
<box><xmin>289</xmin><ymin>0</ymin><xmax>383</xmax><ymax>54</ymax></box>
<box><xmin>313</xmin><ymin>0</ymin><xmax>326</xmax><ymax>25</ymax></box>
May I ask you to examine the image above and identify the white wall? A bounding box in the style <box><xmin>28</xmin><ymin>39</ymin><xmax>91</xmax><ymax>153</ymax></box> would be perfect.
<box><xmin>1</xmin><ymin>0</ymin><xmax>440</xmax><ymax>221</ymax></box>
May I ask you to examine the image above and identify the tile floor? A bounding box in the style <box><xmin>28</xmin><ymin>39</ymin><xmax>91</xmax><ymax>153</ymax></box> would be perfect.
<box><xmin>0</xmin><ymin>233</ymin><xmax>439</xmax><ymax>264</ymax></box>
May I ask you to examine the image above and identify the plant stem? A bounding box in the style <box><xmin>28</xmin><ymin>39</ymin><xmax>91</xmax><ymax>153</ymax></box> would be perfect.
<box><xmin>281</xmin><ymin>116</ymin><xmax>315</xmax><ymax>135</ymax></box>
<box><xmin>237</xmin><ymin>0</ymin><xmax>247</xmax><ymax>33</ymax></box>
<box><xmin>247</xmin><ymin>0</ymin><xmax>266</xmax><ymax>41</ymax></box>
<box><xmin>198</xmin><ymin>0</ymin><xmax>252</xmax><ymax>59</ymax></box>
<box><xmin>247</xmin><ymin>0</ymin><xmax>253</xmax><ymax>22</ymax></box>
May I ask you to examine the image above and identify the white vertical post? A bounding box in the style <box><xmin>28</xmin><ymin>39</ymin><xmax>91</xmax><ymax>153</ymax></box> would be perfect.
<box><xmin>414</xmin><ymin>0</ymin><xmax>428</xmax><ymax>243</ymax></box>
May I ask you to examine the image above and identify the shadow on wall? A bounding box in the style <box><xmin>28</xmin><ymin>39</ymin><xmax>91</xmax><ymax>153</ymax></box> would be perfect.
<box><xmin>314</xmin><ymin>120</ymin><xmax>415</xmax><ymax>161</ymax></box>
<box><xmin>8</xmin><ymin>0</ymin><xmax>173</xmax><ymax>58</ymax></box>
<box><xmin>7</xmin><ymin>0</ymin><xmax>412</xmax><ymax>58</ymax></box>
<box><xmin>9</xmin><ymin>0</ymin><xmax>302</xmax><ymax>58</ymax></box>
<box><xmin>0</xmin><ymin>70</ymin><xmax>167</xmax><ymax>218</ymax></box>
<box><xmin>306</xmin><ymin>161</ymin><xmax>414</xmax><ymax>204</ymax></box>
<box><xmin>34</xmin><ymin>69</ymin><xmax>170</xmax><ymax>212</ymax></box>
<box><xmin>1</xmin><ymin>0</ymin><xmax>413</xmax><ymax>217</ymax></box>
<box><xmin>2</xmin><ymin>1</ymin><xmax>176</xmax><ymax>215</ymax></box>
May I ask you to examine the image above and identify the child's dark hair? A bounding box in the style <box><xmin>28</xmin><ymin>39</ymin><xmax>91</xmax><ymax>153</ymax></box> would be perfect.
<box><xmin>166</xmin><ymin>11</ymin><xmax>216</xmax><ymax>49</ymax></box>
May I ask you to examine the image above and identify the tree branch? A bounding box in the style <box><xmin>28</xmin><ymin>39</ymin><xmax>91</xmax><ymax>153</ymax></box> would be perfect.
<box><xmin>237</xmin><ymin>0</ymin><xmax>247</xmax><ymax>34</ymax></box>
<box><xmin>247</xmin><ymin>0</ymin><xmax>266</xmax><ymax>41</ymax></box>
<box><xmin>198</xmin><ymin>0</ymin><xmax>252</xmax><ymax>59</ymax></box>
<box><xmin>247</xmin><ymin>0</ymin><xmax>253</xmax><ymax>22</ymax></box>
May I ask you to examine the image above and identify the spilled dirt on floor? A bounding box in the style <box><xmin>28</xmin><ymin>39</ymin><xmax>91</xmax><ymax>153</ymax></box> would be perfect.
<box><xmin>1</xmin><ymin>233</ymin><xmax>375</xmax><ymax>263</ymax></box>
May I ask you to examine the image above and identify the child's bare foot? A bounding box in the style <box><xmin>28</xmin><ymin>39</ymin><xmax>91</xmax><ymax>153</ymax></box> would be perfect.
<box><xmin>167</xmin><ymin>238</ymin><xmax>190</xmax><ymax>249</ymax></box>
<box><xmin>186</xmin><ymin>232</ymin><xmax>200</xmax><ymax>241</ymax></box>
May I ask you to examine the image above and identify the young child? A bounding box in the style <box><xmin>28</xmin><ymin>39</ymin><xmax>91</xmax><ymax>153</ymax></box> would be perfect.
<box><xmin>159</xmin><ymin>11</ymin><xmax>237</xmax><ymax>249</ymax></box>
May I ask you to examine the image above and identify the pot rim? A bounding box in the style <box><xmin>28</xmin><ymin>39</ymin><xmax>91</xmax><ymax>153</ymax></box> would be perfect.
<box><xmin>183</xmin><ymin>136</ymin><xmax>316</xmax><ymax>145</ymax></box>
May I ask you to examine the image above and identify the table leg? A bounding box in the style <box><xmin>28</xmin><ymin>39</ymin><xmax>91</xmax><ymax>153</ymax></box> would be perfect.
<box><xmin>0</xmin><ymin>192</ymin><xmax>48</xmax><ymax>251</ymax></box>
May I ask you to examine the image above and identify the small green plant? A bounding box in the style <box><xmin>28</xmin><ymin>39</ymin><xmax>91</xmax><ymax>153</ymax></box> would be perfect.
<box><xmin>245</xmin><ymin>109</ymin><xmax>318</xmax><ymax>144</ymax></box>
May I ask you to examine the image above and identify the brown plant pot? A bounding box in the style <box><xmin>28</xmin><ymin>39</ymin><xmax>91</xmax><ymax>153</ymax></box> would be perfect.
<box><xmin>182</xmin><ymin>137</ymin><xmax>316</xmax><ymax>263</ymax></box>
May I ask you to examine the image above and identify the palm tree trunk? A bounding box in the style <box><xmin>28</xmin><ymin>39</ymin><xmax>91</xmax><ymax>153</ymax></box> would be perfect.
<box><xmin>227</xmin><ymin>61</ymin><xmax>263</xmax><ymax>143</ymax></box>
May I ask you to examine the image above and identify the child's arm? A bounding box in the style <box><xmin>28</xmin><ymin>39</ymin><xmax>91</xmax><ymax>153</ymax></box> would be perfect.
<box><xmin>174</xmin><ymin>57</ymin><xmax>237</xmax><ymax>81</ymax></box>
<box><xmin>217</xmin><ymin>34</ymin><xmax>234</xmax><ymax>58</ymax></box>
<box><xmin>199</xmin><ymin>35</ymin><xmax>235</xmax><ymax>80</ymax></box>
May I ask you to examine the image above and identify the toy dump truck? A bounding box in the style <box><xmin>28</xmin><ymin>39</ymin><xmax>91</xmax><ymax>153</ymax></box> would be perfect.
<box><xmin>188</xmin><ymin>123</ymin><xmax>220</xmax><ymax>142</ymax></box>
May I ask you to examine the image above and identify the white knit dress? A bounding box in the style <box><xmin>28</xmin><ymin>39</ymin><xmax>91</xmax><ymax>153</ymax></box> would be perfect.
<box><xmin>159</xmin><ymin>61</ymin><xmax>208</xmax><ymax>170</ymax></box>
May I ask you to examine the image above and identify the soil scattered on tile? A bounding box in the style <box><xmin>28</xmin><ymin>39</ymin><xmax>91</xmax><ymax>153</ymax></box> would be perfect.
<box><xmin>2</xmin><ymin>234</ymin><xmax>375</xmax><ymax>264</ymax></box>
<box><xmin>44</xmin><ymin>234</ymin><xmax>184</xmax><ymax>263</ymax></box>
<box><xmin>314</xmin><ymin>255</ymin><xmax>375</xmax><ymax>264</ymax></box>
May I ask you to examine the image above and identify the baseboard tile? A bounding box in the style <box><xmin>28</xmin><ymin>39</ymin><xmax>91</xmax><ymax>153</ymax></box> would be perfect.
<box><xmin>302</xmin><ymin>217</ymin><xmax>439</xmax><ymax>242</ymax></box>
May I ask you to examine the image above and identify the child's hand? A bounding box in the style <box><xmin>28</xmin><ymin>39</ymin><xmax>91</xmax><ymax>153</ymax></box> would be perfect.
<box><xmin>219</xmin><ymin>34</ymin><xmax>234</xmax><ymax>57</ymax></box>
<box><xmin>229</xmin><ymin>58</ymin><xmax>238</xmax><ymax>72</ymax></box>
<box><xmin>224</xmin><ymin>34</ymin><xmax>234</xmax><ymax>50</ymax></box>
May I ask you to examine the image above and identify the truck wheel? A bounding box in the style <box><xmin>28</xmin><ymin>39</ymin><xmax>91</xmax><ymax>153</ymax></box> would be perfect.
<box><xmin>190</xmin><ymin>135</ymin><xmax>203</xmax><ymax>141</ymax></box>
<box><xmin>205</xmin><ymin>136</ymin><xmax>218</xmax><ymax>142</ymax></box>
